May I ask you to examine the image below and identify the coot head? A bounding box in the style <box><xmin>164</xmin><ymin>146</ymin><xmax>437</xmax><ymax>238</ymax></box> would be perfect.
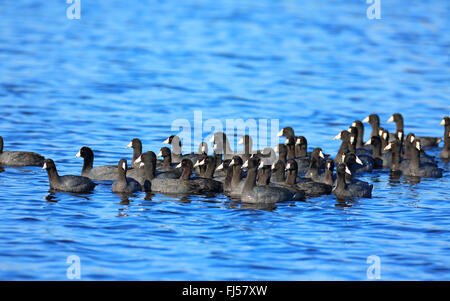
<box><xmin>362</xmin><ymin>114</ymin><xmax>380</xmax><ymax>126</ymax></box>
<box><xmin>387</xmin><ymin>113</ymin><xmax>403</xmax><ymax>124</ymax></box>
<box><xmin>42</xmin><ymin>158</ymin><xmax>56</xmax><ymax>171</ymax></box>
<box><xmin>333</xmin><ymin>130</ymin><xmax>350</xmax><ymax>141</ymax></box>
<box><xmin>75</xmin><ymin>146</ymin><xmax>94</xmax><ymax>159</ymax></box>
<box><xmin>163</xmin><ymin>135</ymin><xmax>181</xmax><ymax>147</ymax></box>
<box><xmin>326</xmin><ymin>158</ymin><xmax>334</xmax><ymax>171</ymax></box>
<box><xmin>241</xmin><ymin>157</ymin><xmax>259</xmax><ymax>170</ymax></box>
<box><xmin>118</xmin><ymin>158</ymin><xmax>128</xmax><ymax>172</ymax></box>
<box><xmin>336</xmin><ymin>163</ymin><xmax>352</xmax><ymax>176</ymax></box>
<box><xmin>441</xmin><ymin>117</ymin><xmax>450</xmax><ymax>126</ymax></box>
<box><xmin>158</xmin><ymin>147</ymin><xmax>171</xmax><ymax>158</ymax></box>
<box><xmin>126</xmin><ymin>138</ymin><xmax>142</xmax><ymax>150</ymax></box>
<box><xmin>216</xmin><ymin>159</ymin><xmax>231</xmax><ymax>171</ymax></box>
<box><xmin>277</xmin><ymin>127</ymin><xmax>295</xmax><ymax>138</ymax></box>
<box><xmin>285</xmin><ymin>159</ymin><xmax>298</xmax><ymax>172</ymax></box>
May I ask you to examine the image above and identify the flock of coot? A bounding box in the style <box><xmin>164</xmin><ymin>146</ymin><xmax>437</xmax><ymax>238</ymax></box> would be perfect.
<box><xmin>0</xmin><ymin>113</ymin><xmax>449</xmax><ymax>204</ymax></box>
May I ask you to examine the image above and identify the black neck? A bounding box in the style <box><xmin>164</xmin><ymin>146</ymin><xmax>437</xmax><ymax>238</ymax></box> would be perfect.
<box><xmin>132</xmin><ymin>146</ymin><xmax>142</xmax><ymax>163</ymax></box>
<box><xmin>335</xmin><ymin>170</ymin><xmax>347</xmax><ymax>190</ymax></box>
<box><xmin>231</xmin><ymin>165</ymin><xmax>243</xmax><ymax>187</ymax></box>
<box><xmin>372</xmin><ymin>141</ymin><xmax>382</xmax><ymax>159</ymax></box>
<box><xmin>257</xmin><ymin>167</ymin><xmax>271</xmax><ymax>186</ymax></box>
<box><xmin>285</xmin><ymin>169</ymin><xmax>297</xmax><ymax>185</ymax></box>
<box><xmin>286</xmin><ymin>144</ymin><xmax>295</xmax><ymax>160</ymax></box>
<box><xmin>46</xmin><ymin>167</ymin><xmax>60</xmax><ymax>185</ymax></box>
<box><xmin>82</xmin><ymin>155</ymin><xmax>94</xmax><ymax>173</ymax></box>
<box><xmin>356</xmin><ymin>126</ymin><xmax>364</xmax><ymax>148</ymax></box>
<box><xmin>163</xmin><ymin>154</ymin><xmax>171</xmax><ymax>168</ymax></box>
<box><xmin>295</xmin><ymin>144</ymin><xmax>307</xmax><ymax>157</ymax></box>
<box><xmin>324</xmin><ymin>168</ymin><xmax>333</xmax><ymax>186</ymax></box>
<box><xmin>224</xmin><ymin>166</ymin><xmax>233</xmax><ymax>190</ymax></box>
<box><xmin>180</xmin><ymin>165</ymin><xmax>192</xmax><ymax>180</ymax></box>
<box><xmin>243</xmin><ymin>167</ymin><xmax>257</xmax><ymax>193</ymax></box>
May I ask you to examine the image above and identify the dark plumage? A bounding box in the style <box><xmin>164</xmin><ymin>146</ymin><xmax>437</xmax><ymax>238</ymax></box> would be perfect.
<box><xmin>332</xmin><ymin>163</ymin><xmax>373</xmax><ymax>199</ymax></box>
<box><xmin>75</xmin><ymin>146</ymin><xmax>117</xmax><ymax>181</ymax></box>
<box><xmin>240</xmin><ymin>158</ymin><xmax>304</xmax><ymax>204</ymax></box>
<box><xmin>388</xmin><ymin>113</ymin><xmax>442</xmax><ymax>147</ymax></box>
<box><xmin>0</xmin><ymin>136</ymin><xmax>45</xmax><ymax>167</ymax></box>
<box><xmin>42</xmin><ymin>159</ymin><xmax>96</xmax><ymax>193</ymax></box>
<box><xmin>112</xmin><ymin>159</ymin><xmax>142</xmax><ymax>193</ymax></box>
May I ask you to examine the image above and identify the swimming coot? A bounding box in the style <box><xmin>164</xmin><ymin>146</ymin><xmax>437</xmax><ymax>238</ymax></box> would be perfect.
<box><xmin>210</xmin><ymin>132</ymin><xmax>235</xmax><ymax>160</ymax></box>
<box><xmin>148</xmin><ymin>158</ymin><xmax>222</xmax><ymax>194</ymax></box>
<box><xmin>0</xmin><ymin>136</ymin><xmax>45</xmax><ymax>167</ymax></box>
<box><xmin>387</xmin><ymin>113</ymin><xmax>442</xmax><ymax>147</ymax></box>
<box><xmin>364</xmin><ymin>136</ymin><xmax>391</xmax><ymax>168</ymax></box>
<box><xmin>284</xmin><ymin>160</ymin><xmax>332</xmax><ymax>197</ymax></box>
<box><xmin>305</xmin><ymin>148</ymin><xmax>325</xmax><ymax>181</ymax></box>
<box><xmin>332</xmin><ymin>163</ymin><xmax>373</xmax><ymax>199</ymax></box>
<box><xmin>162</xmin><ymin>135</ymin><xmax>204</xmax><ymax>163</ymax></box>
<box><xmin>240</xmin><ymin>158</ymin><xmax>304</xmax><ymax>204</ymax></box>
<box><xmin>75</xmin><ymin>146</ymin><xmax>117</xmax><ymax>181</ymax></box>
<box><xmin>125</xmin><ymin>138</ymin><xmax>143</xmax><ymax>167</ymax></box>
<box><xmin>399</xmin><ymin>140</ymin><xmax>443</xmax><ymax>178</ymax></box>
<box><xmin>112</xmin><ymin>159</ymin><xmax>142</xmax><ymax>193</ymax></box>
<box><xmin>277</xmin><ymin>126</ymin><xmax>295</xmax><ymax>139</ymax></box>
<box><xmin>42</xmin><ymin>159</ymin><xmax>96</xmax><ymax>193</ymax></box>
<box><xmin>362</xmin><ymin>114</ymin><xmax>381</xmax><ymax>139</ymax></box>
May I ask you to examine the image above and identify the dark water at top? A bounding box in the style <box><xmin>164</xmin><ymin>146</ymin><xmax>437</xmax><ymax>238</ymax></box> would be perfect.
<box><xmin>0</xmin><ymin>0</ymin><xmax>449</xmax><ymax>280</ymax></box>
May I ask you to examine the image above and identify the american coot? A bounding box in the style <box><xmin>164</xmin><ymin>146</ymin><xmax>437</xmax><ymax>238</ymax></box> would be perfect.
<box><xmin>322</xmin><ymin>158</ymin><xmax>335</xmax><ymax>186</ymax></box>
<box><xmin>224</xmin><ymin>155</ymin><xmax>245</xmax><ymax>197</ymax></box>
<box><xmin>283</xmin><ymin>136</ymin><xmax>313</xmax><ymax>173</ymax></box>
<box><xmin>156</xmin><ymin>147</ymin><xmax>182</xmax><ymax>177</ymax></box>
<box><xmin>240</xmin><ymin>158</ymin><xmax>304</xmax><ymax>204</ymax></box>
<box><xmin>238</xmin><ymin>135</ymin><xmax>256</xmax><ymax>161</ymax></box>
<box><xmin>379</xmin><ymin>129</ymin><xmax>390</xmax><ymax>154</ymax></box>
<box><xmin>162</xmin><ymin>135</ymin><xmax>205</xmax><ymax>163</ymax></box>
<box><xmin>348</xmin><ymin>126</ymin><xmax>372</xmax><ymax>156</ymax></box>
<box><xmin>274</xmin><ymin>143</ymin><xmax>288</xmax><ymax>164</ymax></box>
<box><xmin>305</xmin><ymin>148</ymin><xmax>325</xmax><ymax>181</ymax></box>
<box><xmin>112</xmin><ymin>159</ymin><xmax>142</xmax><ymax>193</ymax></box>
<box><xmin>295</xmin><ymin>136</ymin><xmax>310</xmax><ymax>158</ymax></box>
<box><xmin>347</xmin><ymin>132</ymin><xmax>374</xmax><ymax>170</ymax></box>
<box><xmin>126</xmin><ymin>138</ymin><xmax>143</xmax><ymax>167</ymax></box>
<box><xmin>271</xmin><ymin>159</ymin><xmax>286</xmax><ymax>183</ymax></box>
<box><xmin>216</xmin><ymin>160</ymin><xmax>232</xmax><ymax>192</ymax></box>
<box><xmin>364</xmin><ymin>136</ymin><xmax>391</xmax><ymax>168</ymax></box>
<box><xmin>362</xmin><ymin>114</ymin><xmax>381</xmax><ymax>138</ymax></box>
<box><xmin>256</xmin><ymin>160</ymin><xmax>272</xmax><ymax>186</ymax></box>
<box><xmin>342</xmin><ymin>152</ymin><xmax>364</xmax><ymax>180</ymax></box>
<box><xmin>146</xmin><ymin>158</ymin><xmax>222</xmax><ymax>194</ymax></box>
<box><xmin>75</xmin><ymin>146</ymin><xmax>117</xmax><ymax>181</ymax></box>
<box><xmin>0</xmin><ymin>136</ymin><xmax>45</xmax><ymax>167</ymax></box>
<box><xmin>42</xmin><ymin>159</ymin><xmax>96</xmax><ymax>193</ymax></box>
<box><xmin>194</xmin><ymin>156</ymin><xmax>219</xmax><ymax>179</ymax></box>
<box><xmin>334</xmin><ymin>130</ymin><xmax>351</xmax><ymax>164</ymax></box>
<box><xmin>210</xmin><ymin>132</ymin><xmax>235</xmax><ymax>160</ymax></box>
<box><xmin>387</xmin><ymin>113</ymin><xmax>442</xmax><ymax>147</ymax></box>
<box><xmin>332</xmin><ymin>163</ymin><xmax>373</xmax><ymax>199</ymax></box>
<box><xmin>135</xmin><ymin>151</ymin><xmax>180</xmax><ymax>181</ymax></box>
<box><xmin>440</xmin><ymin>117</ymin><xmax>450</xmax><ymax>160</ymax></box>
<box><xmin>404</xmin><ymin>133</ymin><xmax>436</xmax><ymax>165</ymax></box>
<box><xmin>350</xmin><ymin>120</ymin><xmax>372</xmax><ymax>150</ymax></box>
<box><xmin>284</xmin><ymin>160</ymin><xmax>332</xmax><ymax>197</ymax></box>
<box><xmin>399</xmin><ymin>140</ymin><xmax>443</xmax><ymax>178</ymax></box>
<box><xmin>277</xmin><ymin>126</ymin><xmax>295</xmax><ymax>139</ymax></box>
<box><xmin>383</xmin><ymin>140</ymin><xmax>403</xmax><ymax>172</ymax></box>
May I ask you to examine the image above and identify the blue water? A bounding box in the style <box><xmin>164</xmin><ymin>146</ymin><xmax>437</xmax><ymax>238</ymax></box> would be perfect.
<box><xmin>0</xmin><ymin>0</ymin><xmax>449</xmax><ymax>280</ymax></box>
